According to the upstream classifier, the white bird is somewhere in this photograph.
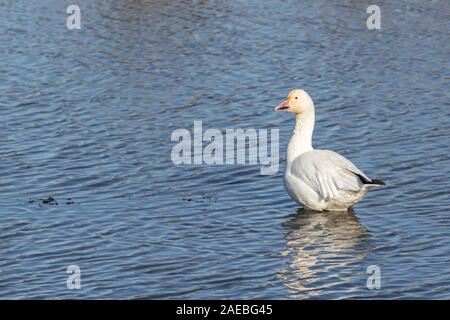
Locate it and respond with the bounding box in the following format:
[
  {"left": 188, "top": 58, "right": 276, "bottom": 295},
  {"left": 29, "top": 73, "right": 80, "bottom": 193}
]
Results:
[{"left": 275, "top": 89, "right": 384, "bottom": 211}]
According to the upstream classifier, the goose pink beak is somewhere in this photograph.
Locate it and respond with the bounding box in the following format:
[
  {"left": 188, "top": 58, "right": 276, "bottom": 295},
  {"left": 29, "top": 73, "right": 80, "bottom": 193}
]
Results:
[{"left": 275, "top": 100, "right": 289, "bottom": 111}]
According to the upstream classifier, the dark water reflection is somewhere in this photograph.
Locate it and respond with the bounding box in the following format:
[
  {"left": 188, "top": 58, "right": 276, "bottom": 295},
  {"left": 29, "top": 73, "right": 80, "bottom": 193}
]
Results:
[{"left": 0, "top": 0, "right": 449, "bottom": 299}]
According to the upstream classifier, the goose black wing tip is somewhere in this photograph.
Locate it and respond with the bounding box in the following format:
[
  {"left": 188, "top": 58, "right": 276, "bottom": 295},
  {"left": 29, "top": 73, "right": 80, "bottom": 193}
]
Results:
[
  {"left": 370, "top": 179, "right": 386, "bottom": 185},
  {"left": 353, "top": 172, "right": 385, "bottom": 185}
]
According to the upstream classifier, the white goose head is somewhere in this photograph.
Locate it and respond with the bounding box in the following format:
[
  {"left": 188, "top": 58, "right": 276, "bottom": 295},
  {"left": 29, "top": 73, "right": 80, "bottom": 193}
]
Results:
[
  {"left": 274, "top": 89, "right": 316, "bottom": 162},
  {"left": 274, "top": 89, "right": 314, "bottom": 115}
]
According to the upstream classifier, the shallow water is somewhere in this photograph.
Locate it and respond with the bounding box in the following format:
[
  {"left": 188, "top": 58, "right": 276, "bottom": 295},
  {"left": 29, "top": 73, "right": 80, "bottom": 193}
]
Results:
[{"left": 0, "top": 0, "right": 449, "bottom": 299}]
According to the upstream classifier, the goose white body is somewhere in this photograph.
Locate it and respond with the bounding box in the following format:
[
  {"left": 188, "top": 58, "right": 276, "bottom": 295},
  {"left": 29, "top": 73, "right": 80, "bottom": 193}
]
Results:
[{"left": 275, "top": 90, "right": 384, "bottom": 212}]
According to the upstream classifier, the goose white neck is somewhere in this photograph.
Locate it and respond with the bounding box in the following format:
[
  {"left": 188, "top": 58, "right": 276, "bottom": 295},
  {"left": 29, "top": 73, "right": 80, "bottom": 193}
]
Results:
[{"left": 286, "top": 111, "right": 315, "bottom": 165}]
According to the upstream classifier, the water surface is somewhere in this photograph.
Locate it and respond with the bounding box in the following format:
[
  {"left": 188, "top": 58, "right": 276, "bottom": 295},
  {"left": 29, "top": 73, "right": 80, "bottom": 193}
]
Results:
[{"left": 0, "top": 0, "right": 449, "bottom": 299}]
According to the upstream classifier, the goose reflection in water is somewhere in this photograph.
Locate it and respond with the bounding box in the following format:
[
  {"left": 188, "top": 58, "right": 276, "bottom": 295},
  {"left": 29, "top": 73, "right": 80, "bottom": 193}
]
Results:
[{"left": 279, "top": 208, "right": 371, "bottom": 299}]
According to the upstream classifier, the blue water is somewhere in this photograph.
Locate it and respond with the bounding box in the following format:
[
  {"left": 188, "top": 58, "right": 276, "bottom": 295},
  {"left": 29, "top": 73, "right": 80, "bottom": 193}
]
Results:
[{"left": 0, "top": 0, "right": 449, "bottom": 299}]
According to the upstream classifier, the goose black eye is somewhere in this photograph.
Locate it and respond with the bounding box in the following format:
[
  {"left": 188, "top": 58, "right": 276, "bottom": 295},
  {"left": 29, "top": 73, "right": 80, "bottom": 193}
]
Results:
[{"left": 295, "top": 97, "right": 298, "bottom": 99}]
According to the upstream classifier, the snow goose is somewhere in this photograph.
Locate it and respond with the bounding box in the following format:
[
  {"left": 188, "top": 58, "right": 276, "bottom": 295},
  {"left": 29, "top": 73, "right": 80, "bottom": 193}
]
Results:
[{"left": 275, "top": 89, "right": 384, "bottom": 211}]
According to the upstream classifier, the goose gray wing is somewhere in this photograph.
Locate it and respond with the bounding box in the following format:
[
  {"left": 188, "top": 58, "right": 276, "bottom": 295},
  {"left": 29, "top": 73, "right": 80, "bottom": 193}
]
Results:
[{"left": 290, "top": 149, "right": 369, "bottom": 200}]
